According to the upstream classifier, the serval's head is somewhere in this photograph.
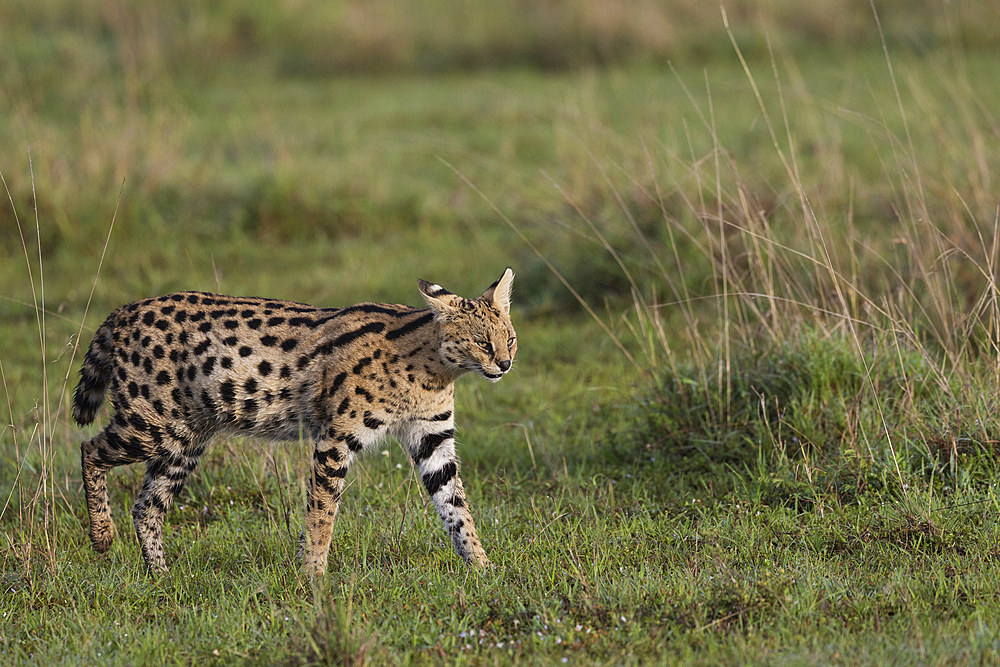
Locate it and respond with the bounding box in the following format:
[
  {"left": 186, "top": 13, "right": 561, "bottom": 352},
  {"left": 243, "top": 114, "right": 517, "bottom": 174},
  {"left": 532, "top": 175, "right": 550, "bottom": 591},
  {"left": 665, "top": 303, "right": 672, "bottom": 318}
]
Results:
[{"left": 419, "top": 268, "right": 517, "bottom": 382}]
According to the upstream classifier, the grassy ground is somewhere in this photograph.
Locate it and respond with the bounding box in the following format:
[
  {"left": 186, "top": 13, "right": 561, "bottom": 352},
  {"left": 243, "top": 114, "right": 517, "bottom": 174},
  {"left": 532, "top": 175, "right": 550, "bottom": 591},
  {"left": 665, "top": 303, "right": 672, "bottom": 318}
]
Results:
[{"left": 4, "top": 3, "right": 1000, "bottom": 665}]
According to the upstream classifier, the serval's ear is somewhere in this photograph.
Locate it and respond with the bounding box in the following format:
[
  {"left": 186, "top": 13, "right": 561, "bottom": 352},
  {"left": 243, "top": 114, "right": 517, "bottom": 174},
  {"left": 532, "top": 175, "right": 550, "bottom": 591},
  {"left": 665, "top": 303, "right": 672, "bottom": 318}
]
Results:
[
  {"left": 481, "top": 267, "right": 514, "bottom": 316},
  {"left": 418, "top": 279, "right": 464, "bottom": 319}
]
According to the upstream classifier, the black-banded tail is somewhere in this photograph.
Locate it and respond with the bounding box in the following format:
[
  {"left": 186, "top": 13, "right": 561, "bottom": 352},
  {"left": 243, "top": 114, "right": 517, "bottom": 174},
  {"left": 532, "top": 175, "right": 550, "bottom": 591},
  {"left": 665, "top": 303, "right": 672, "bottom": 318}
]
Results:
[{"left": 73, "top": 321, "right": 116, "bottom": 425}]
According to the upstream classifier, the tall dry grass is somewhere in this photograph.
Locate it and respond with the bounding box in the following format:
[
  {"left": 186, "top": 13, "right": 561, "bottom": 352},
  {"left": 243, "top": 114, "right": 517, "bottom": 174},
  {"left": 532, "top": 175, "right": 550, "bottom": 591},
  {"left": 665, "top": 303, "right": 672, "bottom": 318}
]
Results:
[
  {"left": 512, "top": 8, "right": 1000, "bottom": 503},
  {"left": 0, "top": 163, "right": 120, "bottom": 579}
]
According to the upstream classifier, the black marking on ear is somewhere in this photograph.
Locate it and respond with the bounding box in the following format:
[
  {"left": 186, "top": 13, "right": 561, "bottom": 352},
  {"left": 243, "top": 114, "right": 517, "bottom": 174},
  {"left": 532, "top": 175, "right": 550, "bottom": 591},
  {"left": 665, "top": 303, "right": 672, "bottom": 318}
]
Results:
[{"left": 427, "top": 285, "right": 451, "bottom": 297}]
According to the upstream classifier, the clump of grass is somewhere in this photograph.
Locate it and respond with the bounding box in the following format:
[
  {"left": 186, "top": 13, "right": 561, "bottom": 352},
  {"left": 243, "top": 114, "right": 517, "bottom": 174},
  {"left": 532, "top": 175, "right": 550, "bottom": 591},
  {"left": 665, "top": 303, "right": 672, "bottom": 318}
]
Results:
[
  {"left": 628, "top": 328, "right": 998, "bottom": 509},
  {"left": 289, "top": 580, "right": 379, "bottom": 667}
]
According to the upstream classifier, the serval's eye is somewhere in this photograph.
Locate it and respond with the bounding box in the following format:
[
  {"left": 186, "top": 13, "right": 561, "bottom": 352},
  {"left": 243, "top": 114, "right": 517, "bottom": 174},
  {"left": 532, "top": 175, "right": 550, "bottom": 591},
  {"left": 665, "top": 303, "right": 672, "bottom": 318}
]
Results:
[
  {"left": 478, "top": 341, "right": 493, "bottom": 356},
  {"left": 507, "top": 337, "right": 515, "bottom": 349}
]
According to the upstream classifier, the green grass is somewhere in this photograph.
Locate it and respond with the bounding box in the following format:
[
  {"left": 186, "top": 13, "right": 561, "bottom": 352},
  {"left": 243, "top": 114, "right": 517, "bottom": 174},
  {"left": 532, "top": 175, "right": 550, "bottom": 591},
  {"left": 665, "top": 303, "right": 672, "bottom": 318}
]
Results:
[{"left": 5, "top": 2, "right": 1000, "bottom": 665}]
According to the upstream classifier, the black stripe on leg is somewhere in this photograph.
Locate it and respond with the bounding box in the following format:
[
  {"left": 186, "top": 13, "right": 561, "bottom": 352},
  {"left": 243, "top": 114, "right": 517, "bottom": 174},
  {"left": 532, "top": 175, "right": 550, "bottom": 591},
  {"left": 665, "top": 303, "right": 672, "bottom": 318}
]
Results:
[
  {"left": 416, "top": 428, "right": 454, "bottom": 462},
  {"left": 363, "top": 412, "right": 384, "bottom": 429},
  {"left": 325, "top": 466, "right": 348, "bottom": 479},
  {"left": 314, "top": 447, "right": 342, "bottom": 466},
  {"left": 345, "top": 434, "right": 364, "bottom": 452},
  {"left": 316, "top": 470, "right": 346, "bottom": 493},
  {"left": 421, "top": 461, "right": 456, "bottom": 496},
  {"left": 146, "top": 494, "right": 169, "bottom": 514},
  {"left": 105, "top": 429, "right": 148, "bottom": 461}
]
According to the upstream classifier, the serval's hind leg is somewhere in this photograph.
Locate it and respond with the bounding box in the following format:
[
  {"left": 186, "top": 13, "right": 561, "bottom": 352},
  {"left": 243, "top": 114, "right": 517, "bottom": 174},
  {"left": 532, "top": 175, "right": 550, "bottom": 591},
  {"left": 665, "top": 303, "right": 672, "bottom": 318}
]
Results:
[
  {"left": 301, "top": 438, "right": 354, "bottom": 576},
  {"left": 80, "top": 422, "right": 152, "bottom": 554},
  {"left": 132, "top": 438, "right": 205, "bottom": 574}
]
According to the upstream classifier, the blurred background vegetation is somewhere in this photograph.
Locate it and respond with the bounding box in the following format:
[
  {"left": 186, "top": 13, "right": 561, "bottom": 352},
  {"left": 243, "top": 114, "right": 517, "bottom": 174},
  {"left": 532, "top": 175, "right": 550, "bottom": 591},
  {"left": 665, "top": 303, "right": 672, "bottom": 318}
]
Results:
[{"left": 2, "top": 0, "right": 996, "bottom": 289}]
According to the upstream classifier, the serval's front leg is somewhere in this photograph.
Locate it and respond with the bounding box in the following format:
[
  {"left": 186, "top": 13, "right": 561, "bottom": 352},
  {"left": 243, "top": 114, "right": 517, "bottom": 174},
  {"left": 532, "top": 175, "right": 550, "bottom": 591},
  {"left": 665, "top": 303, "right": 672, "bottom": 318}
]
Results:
[{"left": 403, "top": 414, "right": 489, "bottom": 567}]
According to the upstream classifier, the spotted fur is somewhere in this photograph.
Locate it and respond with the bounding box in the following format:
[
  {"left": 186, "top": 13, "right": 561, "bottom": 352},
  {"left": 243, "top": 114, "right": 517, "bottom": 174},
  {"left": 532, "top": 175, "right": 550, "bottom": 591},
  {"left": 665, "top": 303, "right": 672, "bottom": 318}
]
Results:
[{"left": 74, "top": 268, "right": 517, "bottom": 575}]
